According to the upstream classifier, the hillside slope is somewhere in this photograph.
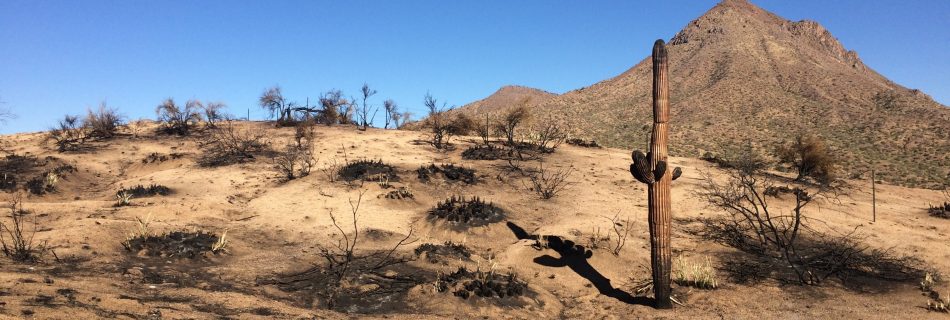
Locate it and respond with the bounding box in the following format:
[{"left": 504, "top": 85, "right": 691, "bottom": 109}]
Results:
[{"left": 452, "top": 0, "right": 950, "bottom": 188}]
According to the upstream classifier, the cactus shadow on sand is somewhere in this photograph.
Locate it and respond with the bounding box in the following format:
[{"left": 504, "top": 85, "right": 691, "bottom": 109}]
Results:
[{"left": 506, "top": 222, "right": 652, "bottom": 306}]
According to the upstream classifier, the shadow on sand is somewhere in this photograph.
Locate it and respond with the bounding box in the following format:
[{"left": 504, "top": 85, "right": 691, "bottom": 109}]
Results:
[{"left": 506, "top": 222, "right": 652, "bottom": 306}]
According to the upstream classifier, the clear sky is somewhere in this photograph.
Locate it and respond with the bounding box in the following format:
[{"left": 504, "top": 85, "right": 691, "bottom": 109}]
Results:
[{"left": 1, "top": 0, "right": 947, "bottom": 134}]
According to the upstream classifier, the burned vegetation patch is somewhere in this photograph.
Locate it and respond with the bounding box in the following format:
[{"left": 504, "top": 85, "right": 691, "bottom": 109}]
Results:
[
  {"left": 461, "top": 145, "right": 509, "bottom": 161},
  {"left": 117, "top": 184, "right": 172, "bottom": 198},
  {"left": 141, "top": 152, "right": 186, "bottom": 164},
  {"left": 417, "top": 164, "right": 476, "bottom": 184},
  {"left": 565, "top": 138, "right": 601, "bottom": 148},
  {"left": 428, "top": 196, "right": 505, "bottom": 227},
  {"left": 338, "top": 159, "right": 400, "bottom": 182},
  {"left": 383, "top": 187, "right": 414, "bottom": 200},
  {"left": 436, "top": 266, "right": 529, "bottom": 300},
  {"left": 414, "top": 241, "right": 472, "bottom": 264},
  {"left": 930, "top": 202, "right": 950, "bottom": 219},
  {"left": 122, "top": 231, "right": 224, "bottom": 259},
  {"left": 24, "top": 164, "right": 76, "bottom": 195}
]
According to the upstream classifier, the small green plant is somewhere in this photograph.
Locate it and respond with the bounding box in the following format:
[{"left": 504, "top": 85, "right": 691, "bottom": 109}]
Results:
[{"left": 673, "top": 256, "right": 719, "bottom": 289}]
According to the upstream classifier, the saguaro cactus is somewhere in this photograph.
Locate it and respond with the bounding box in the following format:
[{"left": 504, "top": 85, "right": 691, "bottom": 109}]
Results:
[{"left": 630, "top": 39, "right": 681, "bottom": 309}]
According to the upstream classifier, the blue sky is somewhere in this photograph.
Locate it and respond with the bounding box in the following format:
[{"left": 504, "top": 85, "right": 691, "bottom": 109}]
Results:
[{"left": 1, "top": 0, "right": 947, "bottom": 134}]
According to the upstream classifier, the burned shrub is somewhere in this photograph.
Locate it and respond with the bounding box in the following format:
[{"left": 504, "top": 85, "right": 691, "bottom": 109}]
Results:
[
  {"left": 141, "top": 152, "right": 186, "bottom": 164},
  {"left": 414, "top": 241, "right": 471, "bottom": 264},
  {"left": 763, "top": 185, "right": 794, "bottom": 197},
  {"left": 416, "top": 164, "right": 476, "bottom": 184},
  {"left": 46, "top": 115, "right": 89, "bottom": 152},
  {"left": 273, "top": 123, "right": 317, "bottom": 180},
  {"left": 428, "top": 196, "right": 505, "bottom": 226},
  {"left": 525, "top": 162, "right": 574, "bottom": 200},
  {"left": 197, "top": 121, "right": 269, "bottom": 167},
  {"left": 155, "top": 98, "right": 203, "bottom": 136},
  {"left": 930, "top": 202, "right": 950, "bottom": 219},
  {"left": 338, "top": 159, "right": 399, "bottom": 182},
  {"left": 122, "top": 215, "right": 226, "bottom": 259},
  {"left": 436, "top": 266, "right": 528, "bottom": 300},
  {"left": 123, "top": 231, "right": 224, "bottom": 259},
  {"left": 84, "top": 103, "right": 123, "bottom": 139},
  {"left": 566, "top": 138, "right": 601, "bottom": 148},
  {"left": 24, "top": 165, "right": 75, "bottom": 195},
  {"left": 1, "top": 195, "right": 45, "bottom": 262},
  {"left": 383, "top": 187, "right": 414, "bottom": 200},
  {"left": 775, "top": 134, "right": 837, "bottom": 183},
  {"left": 461, "top": 144, "right": 508, "bottom": 161},
  {"left": 116, "top": 184, "right": 171, "bottom": 198},
  {"left": 0, "top": 154, "right": 39, "bottom": 191}
]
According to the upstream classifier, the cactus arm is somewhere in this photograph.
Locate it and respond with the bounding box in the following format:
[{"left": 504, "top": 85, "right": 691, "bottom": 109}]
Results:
[
  {"left": 631, "top": 150, "right": 655, "bottom": 184},
  {"left": 671, "top": 167, "right": 683, "bottom": 181}
]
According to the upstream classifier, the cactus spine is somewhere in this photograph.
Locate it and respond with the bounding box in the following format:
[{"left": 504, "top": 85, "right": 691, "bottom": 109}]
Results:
[{"left": 630, "top": 39, "right": 679, "bottom": 309}]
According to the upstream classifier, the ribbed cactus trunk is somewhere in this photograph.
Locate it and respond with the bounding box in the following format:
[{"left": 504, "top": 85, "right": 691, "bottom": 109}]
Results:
[{"left": 630, "top": 39, "right": 677, "bottom": 309}]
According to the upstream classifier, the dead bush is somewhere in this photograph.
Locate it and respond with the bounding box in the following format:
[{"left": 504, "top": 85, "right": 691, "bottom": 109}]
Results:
[
  {"left": 525, "top": 162, "right": 574, "bottom": 200},
  {"left": 265, "top": 190, "right": 418, "bottom": 311},
  {"left": 697, "top": 146, "right": 926, "bottom": 286},
  {"left": 929, "top": 202, "right": 950, "bottom": 219},
  {"left": 155, "top": 98, "right": 203, "bottom": 135},
  {"left": 84, "top": 103, "right": 123, "bottom": 139},
  {"left": 197, "top": 120, "right": 269, "bottom": 167},
  {"left": 116, "top": 184, "right": 171, "bottom": 198},
  {"left": 776, "top": 134, "right": 837, "bottom": 183},
  {"left": 24, "top": 165, "right": 74, "bottom": 195},
  {"left": 46, "top": 115, "right": 89, "bottom": 152},
  {"left": 1, "top": 194, "right": 45, "bottom": 262},
  {"left": 461, "top": 144, "right": 508, "bottom": 161},
  {"left": 526, "top": 122, "right": 566, "bottom": 152},
  {"left": 273, "top": 122, "right": 317, "bottom": 180},
  {"left": 422, "top": 93, "right": 471, "bottom": 149}
]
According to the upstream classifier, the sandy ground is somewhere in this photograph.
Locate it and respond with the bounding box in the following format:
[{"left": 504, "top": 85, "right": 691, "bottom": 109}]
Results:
[{"left": 0, "top": 121, "right": 946, "bottom": 319}]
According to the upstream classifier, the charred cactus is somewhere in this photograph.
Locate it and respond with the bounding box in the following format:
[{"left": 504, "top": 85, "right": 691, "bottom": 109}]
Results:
[{"left": 629, "top": 39, "right": 680, "bottom": 309}]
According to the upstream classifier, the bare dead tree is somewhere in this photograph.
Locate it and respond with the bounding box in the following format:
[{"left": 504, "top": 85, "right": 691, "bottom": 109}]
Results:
[
  {"left": 356, "top": 83, "right": 378, "bottom": 131},
  {"left": 383, "top": 99, "right": 397, "bottom": 129},
  {"left": 497, "top": 99, "right": 531, "bottom": 146},
  {"left": 260, "top": 86, "right": 291, "bottom": 123},
  {"left": 203, "top": 102, "right": 227, "bottom": 128}
]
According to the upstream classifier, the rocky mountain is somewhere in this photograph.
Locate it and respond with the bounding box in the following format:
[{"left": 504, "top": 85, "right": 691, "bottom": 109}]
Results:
[{"left": 451, "top": 0, "right": 950, "bottom": 188}]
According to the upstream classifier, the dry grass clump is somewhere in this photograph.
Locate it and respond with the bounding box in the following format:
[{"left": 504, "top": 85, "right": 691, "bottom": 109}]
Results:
[
  {"left": 436, "top": 266, "right": 528, "bottom": 300},
  {"left": 673, "top": 256, "right": 719, "bottom": 289}
]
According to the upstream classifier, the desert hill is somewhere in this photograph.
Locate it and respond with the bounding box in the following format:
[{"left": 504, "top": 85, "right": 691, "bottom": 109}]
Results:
[
  {"left": 447, "top": 0, "right": 950, "bottom": 188},
  {"left": 453, "top": 85, "right": 556, "bottom": 116},
  {"left": 0, "top": 122, "right": 946, "bottom": 318}
]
